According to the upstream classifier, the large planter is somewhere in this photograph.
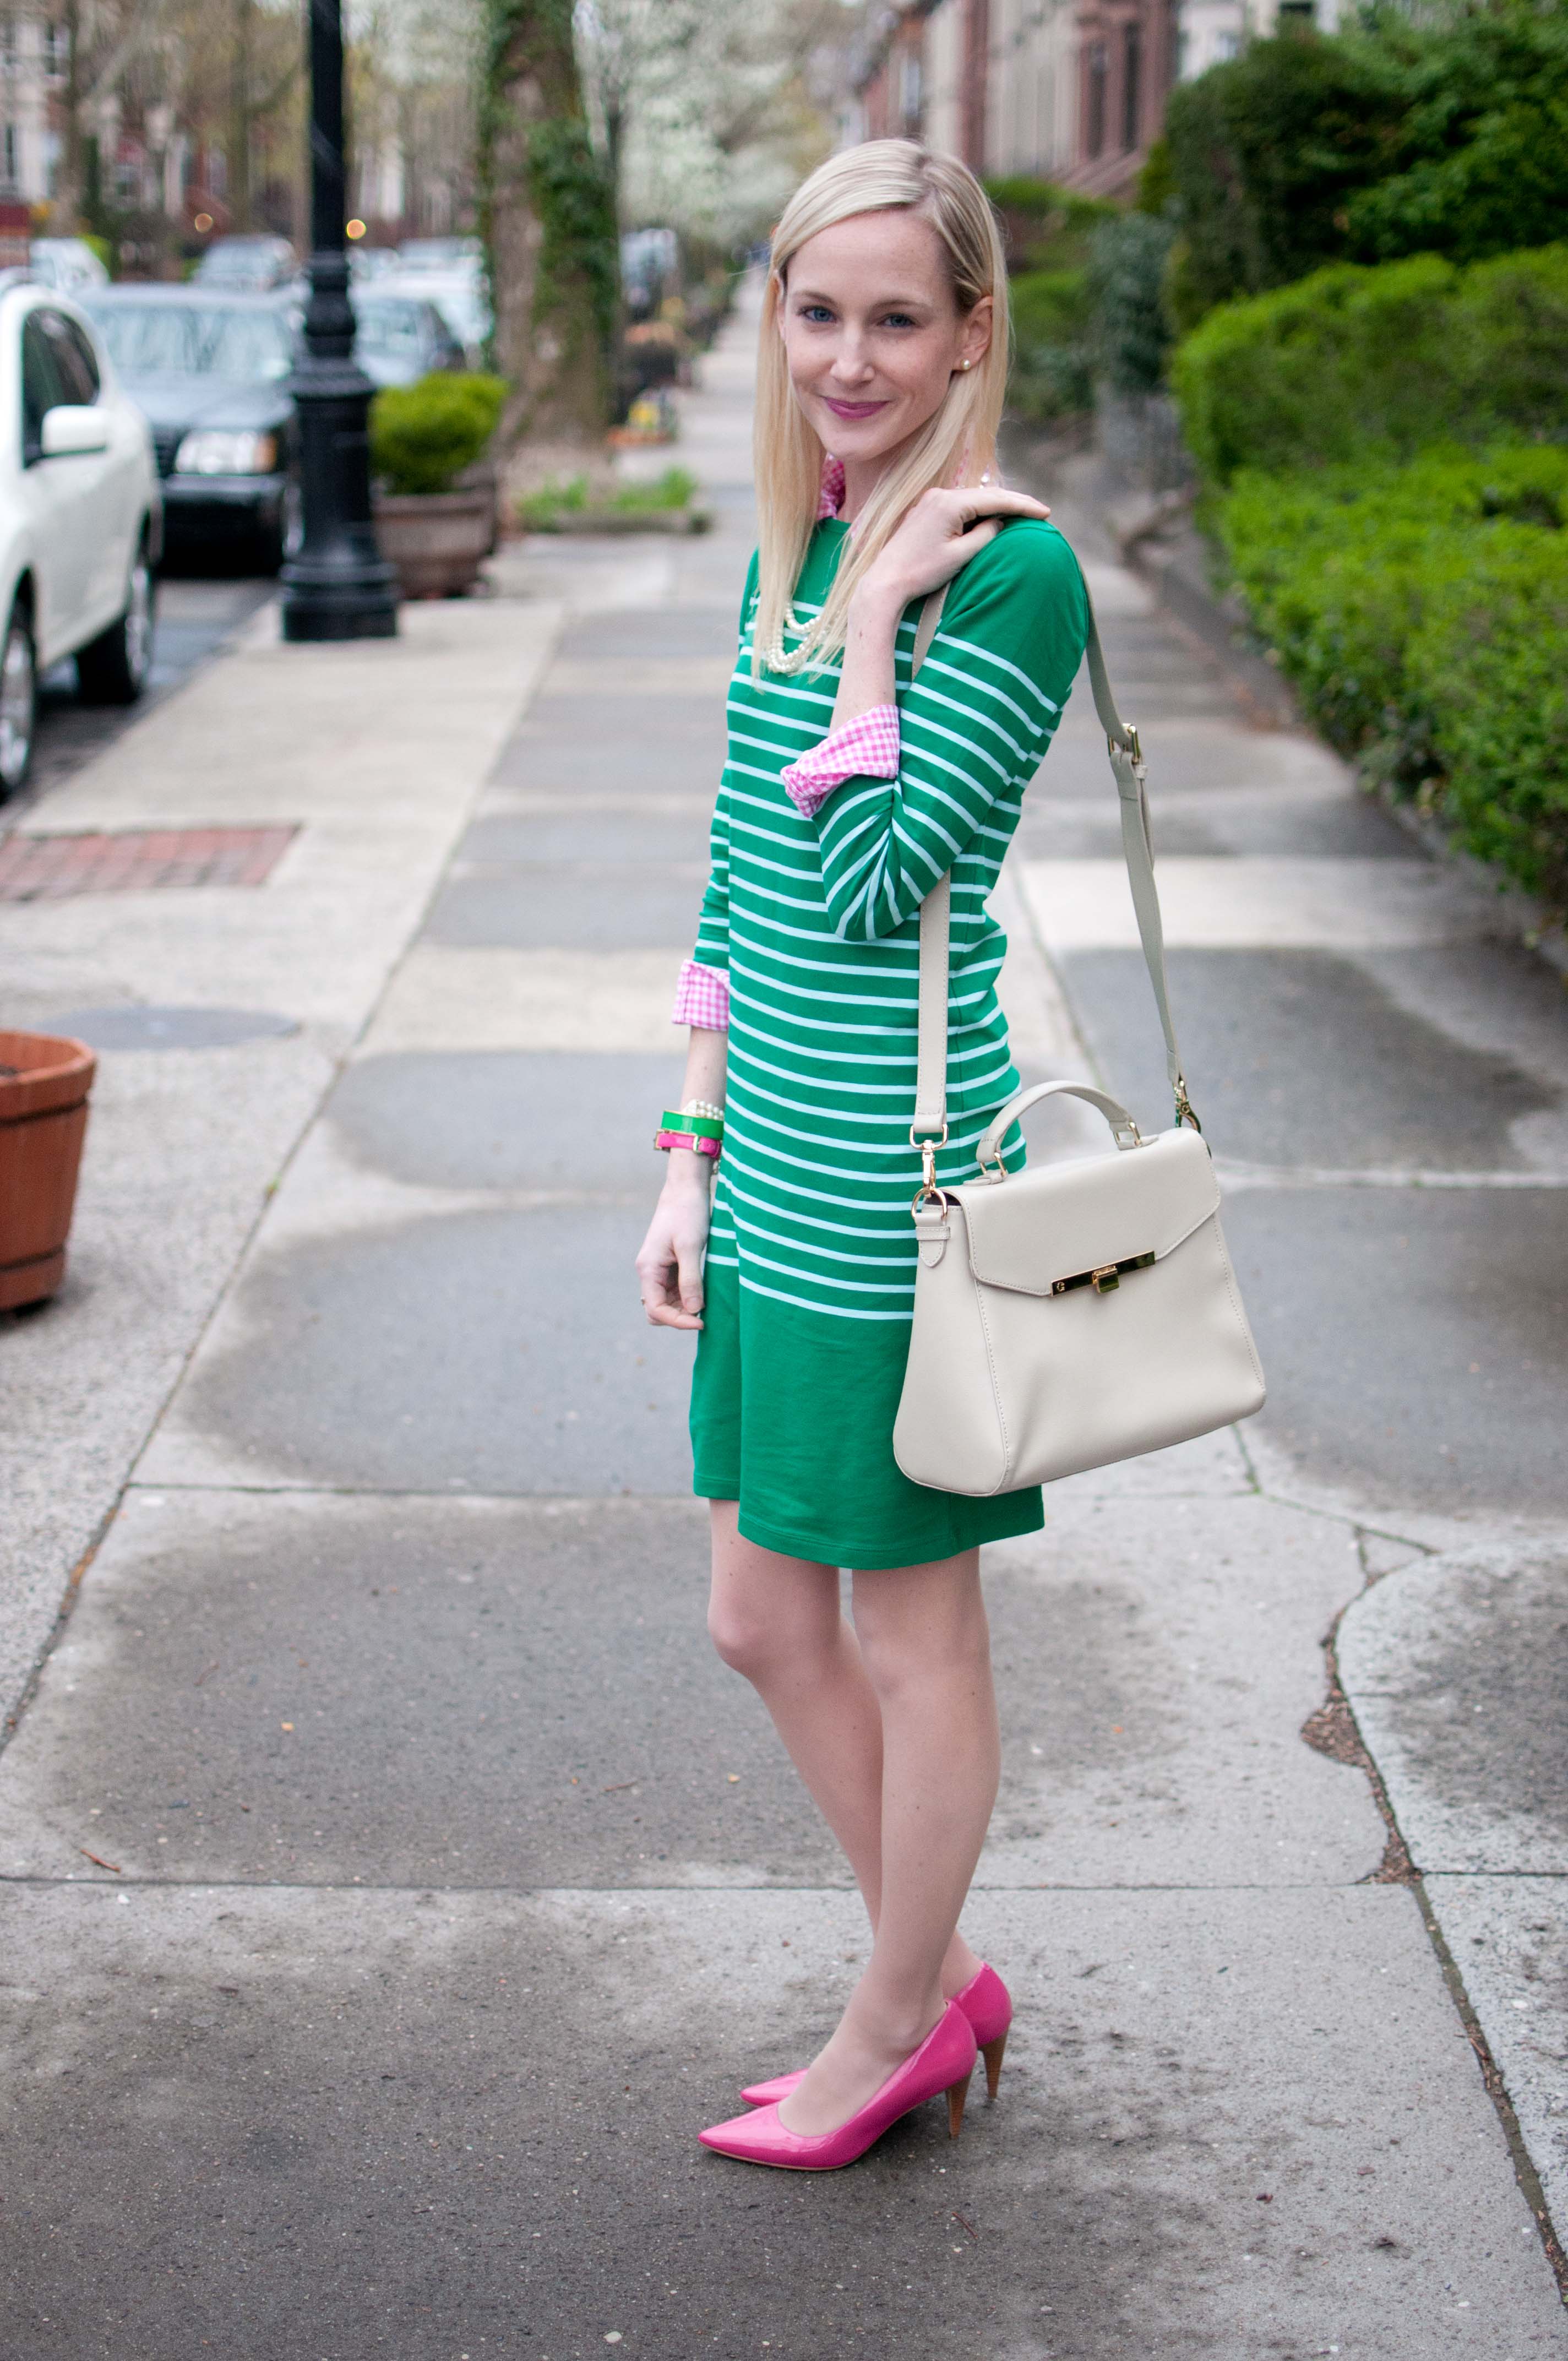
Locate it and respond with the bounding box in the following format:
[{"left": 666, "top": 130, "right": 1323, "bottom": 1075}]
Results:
[
  {"left": 372, "top": 466, "right": 498, "bottom": 600},
  {"left": 0, "top": 1030, "right": 96, "bottom": 1310}
]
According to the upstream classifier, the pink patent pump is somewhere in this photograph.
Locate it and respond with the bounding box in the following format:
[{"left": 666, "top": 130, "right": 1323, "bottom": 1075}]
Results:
[
  {"left": 699, "top": 1999, "right": 977, "bottom": 2173},
  {"left": 739, "top": 1961, "right": 1012, "bottom": 2109}
]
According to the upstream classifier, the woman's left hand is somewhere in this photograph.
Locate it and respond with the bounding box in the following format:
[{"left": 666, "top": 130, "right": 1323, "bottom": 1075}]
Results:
[{"left": 859, "top": 485, "right": 1052, "bottom": 611}]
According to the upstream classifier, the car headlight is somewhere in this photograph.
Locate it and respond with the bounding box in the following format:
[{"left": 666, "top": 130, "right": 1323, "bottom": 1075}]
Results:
[{"left": 173, "top": 429, "right": 279, "bottom": 476}]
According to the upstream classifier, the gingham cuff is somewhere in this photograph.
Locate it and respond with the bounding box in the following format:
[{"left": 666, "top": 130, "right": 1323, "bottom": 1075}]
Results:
[
  {"left": 816, "top": 454, "right": 846, "bottom": 519},
  {"left": 780, "top": 704, "right": 901, "bottom": 819},
  {"left": 672, "top": 959, "right": 731, "bottom": 1031}
]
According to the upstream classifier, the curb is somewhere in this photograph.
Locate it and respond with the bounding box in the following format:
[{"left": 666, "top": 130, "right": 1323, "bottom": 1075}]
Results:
[{"left": 1337, "top": 1538, "right": 1568, "bottom": 2280}]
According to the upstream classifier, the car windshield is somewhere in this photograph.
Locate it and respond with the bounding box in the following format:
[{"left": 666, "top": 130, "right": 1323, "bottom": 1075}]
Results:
[
  {"left": 85, "top": 302, "right": 293, "bottom": 381},
  {"left": 353, "top": 299, "right": 426, "bottom": 358}
]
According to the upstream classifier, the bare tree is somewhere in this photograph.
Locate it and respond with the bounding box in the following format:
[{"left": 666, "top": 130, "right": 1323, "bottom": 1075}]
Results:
[{"left": 50, "top": 0, "right": 164, "bottom": 229}]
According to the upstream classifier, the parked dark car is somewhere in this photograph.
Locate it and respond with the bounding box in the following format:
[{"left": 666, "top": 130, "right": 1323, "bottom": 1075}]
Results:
[
  {"left": 350, "top": 290, "right": 465, "bottom": 388},
  {"left": 81, "top": 287, "right": 297, "bottom": 570}
]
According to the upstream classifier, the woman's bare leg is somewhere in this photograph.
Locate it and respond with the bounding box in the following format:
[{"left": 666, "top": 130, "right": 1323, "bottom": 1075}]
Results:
[
  {"left": 706, "top": 1504, "right": 987, "bottom": 1998},
  {"left": 775, "top": 1546, "right": 1000, "bottom": 2136},
  {"left": 706, "top": 1503, "right": 884, "bottom": 1902}
]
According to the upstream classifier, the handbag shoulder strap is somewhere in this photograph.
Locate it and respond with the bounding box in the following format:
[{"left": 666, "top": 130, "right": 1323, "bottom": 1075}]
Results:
[{"left": 909, "top": 577, "right": 1198, "bottom": 1143}]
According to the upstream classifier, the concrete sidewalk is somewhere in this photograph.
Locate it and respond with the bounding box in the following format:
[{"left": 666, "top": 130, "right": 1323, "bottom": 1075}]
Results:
[{"left": 1, "top": 285, "right": 1564, "bottom": 2357}]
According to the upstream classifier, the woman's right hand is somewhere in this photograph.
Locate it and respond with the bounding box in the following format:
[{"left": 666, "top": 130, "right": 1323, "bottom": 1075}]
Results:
[
  {"left": 859, "top": 483, "right": 1051, "bottom": 610},
  {"left": 635, "top": 1158, "right": 712, "bottom": 1329}
]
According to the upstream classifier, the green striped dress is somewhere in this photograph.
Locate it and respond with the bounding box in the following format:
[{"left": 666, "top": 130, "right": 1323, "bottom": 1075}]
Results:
[{"left": 688, "top": 515, "right": 1090, "bottom": 1568}]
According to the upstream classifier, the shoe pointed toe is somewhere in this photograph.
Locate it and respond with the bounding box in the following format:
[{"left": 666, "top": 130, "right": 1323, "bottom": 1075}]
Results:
[
  {"left": 705, "top": 2002, "right": 977, "bottom": 2173},
  {"left": 740, "top": 2068, "right": 807, "bottom": 2107}
]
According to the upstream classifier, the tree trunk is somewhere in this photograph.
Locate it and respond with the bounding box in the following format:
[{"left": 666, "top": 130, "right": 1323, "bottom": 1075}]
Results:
[
  {"left": 477, "top": 0, "right": 618, "bottom": 455},
  {"left": 57, "top": 0, "right": 86, "bottom": 229},
  {"left": 230, "top": 0, "right": 254, "bottom": 232}
]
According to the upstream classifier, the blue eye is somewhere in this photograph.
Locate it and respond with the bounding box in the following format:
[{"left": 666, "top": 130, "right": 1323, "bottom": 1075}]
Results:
[
  {"left": 799, "top": 304, "right": 834, "bottom": 324},
  {"left": 881, "top": 312, "right": 917, "bottom": 330}
]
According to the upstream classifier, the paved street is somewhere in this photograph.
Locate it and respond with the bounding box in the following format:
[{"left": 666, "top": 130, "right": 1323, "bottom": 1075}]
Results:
[{"left": 2, "top": 286, "right": 1565, "bottom": 2357}]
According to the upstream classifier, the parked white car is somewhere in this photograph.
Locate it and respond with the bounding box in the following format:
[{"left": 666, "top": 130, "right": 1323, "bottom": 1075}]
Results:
[{"left": 0, "top": 283, "right": 161, "bottom": 794}]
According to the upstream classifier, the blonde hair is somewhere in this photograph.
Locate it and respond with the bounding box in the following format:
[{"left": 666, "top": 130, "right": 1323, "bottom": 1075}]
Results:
[{"left": 753, "top": 139, "right": 1010, "bottom": 678}]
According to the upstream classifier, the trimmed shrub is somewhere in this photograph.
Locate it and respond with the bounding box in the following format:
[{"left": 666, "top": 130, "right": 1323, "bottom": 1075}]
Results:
[
  {"left": 1172, "top": 246, "right": 1568, "bottom": 486},
  {"left": 983, "top": 178, "right": 1115, "bottom": 274},
  {"left": 1163, "top": 30, "right": 1401, "bottom": 330},
  {"left": 1007, "top": 265, "right": 1094, "bottom": 421},
  {"left": 1217, "top": 445, "right": 1568, "bottom": 902},
  {"left": 1344, "top": 6, "right": 1568, "bottom": 268},
  {"left": 1086, "top": 214, "right": 1177, "bottom": 397},
  {"left": 1409, "top": 539, "right": 1568, "bottom": 905},
  {"left": 369, "top": 372, "right": 508, "bottom": 497},
  {"left": 1163, "top": 6, "right": 1568, "bottom": 326}
]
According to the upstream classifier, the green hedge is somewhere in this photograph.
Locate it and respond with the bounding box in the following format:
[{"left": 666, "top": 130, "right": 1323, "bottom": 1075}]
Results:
[
  {"left": 369, "top": 372, "right": 508, "bottom": 497},
  {"left": 1218, "top": 445, "right": 1568, "bottom": 905},
  {"left": 1162, "top": 6, "right": 1568, "bottom": 326},
  {"left": 1173, "top": 246, "right": 1568, "bottom": 486},
  {"left": 1007, "top": 266, "right": 1093, "bottom": 420}
]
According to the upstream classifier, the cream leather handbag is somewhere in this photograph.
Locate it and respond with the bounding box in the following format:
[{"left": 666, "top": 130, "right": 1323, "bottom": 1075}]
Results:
[{"left": 891, "top": 587, "right": 1266, "bottom": 1496}]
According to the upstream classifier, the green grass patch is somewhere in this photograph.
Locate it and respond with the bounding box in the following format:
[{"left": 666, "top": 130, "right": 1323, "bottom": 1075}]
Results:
[{"left": 516, "top": 465, "right": 700, "bottom": 529}]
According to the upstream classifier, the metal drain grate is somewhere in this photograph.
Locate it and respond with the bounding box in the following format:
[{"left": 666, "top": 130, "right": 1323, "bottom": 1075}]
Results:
[{"left": 0, "top": 826, "right": 299, "bottom": 901}]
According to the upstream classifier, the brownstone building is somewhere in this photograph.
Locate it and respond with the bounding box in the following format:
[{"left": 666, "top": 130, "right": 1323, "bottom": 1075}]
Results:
[{"left": 851, "top": 0, "right": 1183, "bottom": 196}]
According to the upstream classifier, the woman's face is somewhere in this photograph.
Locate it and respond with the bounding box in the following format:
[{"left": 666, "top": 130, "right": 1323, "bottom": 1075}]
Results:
[{"left": 776, "top": 208, "right": 991, "bottom": 474}]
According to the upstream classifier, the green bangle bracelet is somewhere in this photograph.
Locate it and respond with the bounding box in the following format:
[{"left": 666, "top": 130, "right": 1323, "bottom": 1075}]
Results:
[{"left": 660, "top": 1108, "right": 723, "bottom": 1141}]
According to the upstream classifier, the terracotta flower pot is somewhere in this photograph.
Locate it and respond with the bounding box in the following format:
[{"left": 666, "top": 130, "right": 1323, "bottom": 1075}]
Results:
[
  {"left": 0, "top": 1030, "right": 96, "bottom": 1310},
  {"left": 372, "top": 467, "right": 498, "bottom": 599}
]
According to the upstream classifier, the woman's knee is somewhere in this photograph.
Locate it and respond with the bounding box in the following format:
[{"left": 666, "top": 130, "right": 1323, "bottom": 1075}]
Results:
[
  {"left": 707, "top": 1591, "right": 831, "bottom": 1684},
  {"left": 853, "top": 1568, "right": 990, "bottom": 1705}
]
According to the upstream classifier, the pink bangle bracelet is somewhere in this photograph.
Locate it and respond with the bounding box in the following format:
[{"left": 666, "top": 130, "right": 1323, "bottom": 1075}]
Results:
[{"left": 655, "top": 1129, "right": 722, "bottom": 1157}]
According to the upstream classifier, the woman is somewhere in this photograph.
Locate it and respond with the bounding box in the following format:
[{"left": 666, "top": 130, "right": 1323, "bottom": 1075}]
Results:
[{"left": 635, "top": 139, "right": 1090, "bottom": 2170}]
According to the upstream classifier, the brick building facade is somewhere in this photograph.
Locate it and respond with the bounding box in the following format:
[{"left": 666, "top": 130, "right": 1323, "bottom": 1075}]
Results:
[{"left": 851, "top": 0, "right": 1337, "bottom": 193}]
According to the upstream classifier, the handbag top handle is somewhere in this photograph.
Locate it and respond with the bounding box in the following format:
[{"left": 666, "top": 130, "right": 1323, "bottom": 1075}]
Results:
[{"left": 906, "top": 568, "right": 1199, "bottom": 1145}]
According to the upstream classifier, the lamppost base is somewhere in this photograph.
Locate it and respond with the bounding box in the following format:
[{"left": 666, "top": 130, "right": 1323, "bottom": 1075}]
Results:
[{"left": 279, "top": 561, "right": 400, "bottom": 643}]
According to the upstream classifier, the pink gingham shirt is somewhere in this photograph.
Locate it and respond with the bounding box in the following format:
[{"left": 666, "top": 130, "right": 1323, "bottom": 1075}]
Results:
[{"left": 672, "top": 453, "right": 902, "bottom": 1033}]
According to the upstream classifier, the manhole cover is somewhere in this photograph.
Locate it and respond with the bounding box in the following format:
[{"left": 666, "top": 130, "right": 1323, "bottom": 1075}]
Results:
[{"left": 48, "top": 1006, "right": 300, "bottom": 1051}]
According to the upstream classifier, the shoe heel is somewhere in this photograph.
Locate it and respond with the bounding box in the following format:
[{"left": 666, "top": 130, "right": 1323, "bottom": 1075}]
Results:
[
  {"left": 980, "top": 2028, "right": 1008, "bottom": 2100},
  {"left": 946, "top": 2068, "right": 973, "bottom": 2140}
]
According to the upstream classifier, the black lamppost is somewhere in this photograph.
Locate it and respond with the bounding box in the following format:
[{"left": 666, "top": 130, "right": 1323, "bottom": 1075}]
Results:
[{"left": 280, "top": 0, "right": 398, "bottom": 641}]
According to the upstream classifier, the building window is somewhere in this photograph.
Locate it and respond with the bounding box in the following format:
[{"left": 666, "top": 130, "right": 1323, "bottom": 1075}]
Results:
[
  {"left": 1086, "top": 42, "right": 1108, "bottom": 159},
  {"left": 1122, "top": 21, "right": 1142, "bottom": 150},
  {"left": 2, "top": 123, "right": 15, "bottom": 189},
  {"left": 899, "top": 47, "right": 923, "bottom": 135},
  {"left": 1215, "top": 29, "right": 1240, "bottom": 59},
  {"left": 1277, "top": 1, "right": 1314, "bottom": 18}
]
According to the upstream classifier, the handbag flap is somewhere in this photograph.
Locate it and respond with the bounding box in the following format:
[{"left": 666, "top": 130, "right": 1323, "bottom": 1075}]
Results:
[{"left": 955, "top": 1127, "right": 1219, "bottom": 1296}]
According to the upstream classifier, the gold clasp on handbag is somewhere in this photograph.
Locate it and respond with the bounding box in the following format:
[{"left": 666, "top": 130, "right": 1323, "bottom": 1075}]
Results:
[
  {"left": 911, "top": 1126, "right": 948, "bottom": 1212},
  {"left": 1052, "top": 1250, "right": 1156, "bottom": 1298},
  {"left": 1110, "top": 723, "right": 1142, "bottom": 765}
]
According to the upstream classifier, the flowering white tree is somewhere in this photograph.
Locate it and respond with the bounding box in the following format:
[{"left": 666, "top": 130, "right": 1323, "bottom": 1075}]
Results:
[{"left": 575, "top": 0, "right": 855, "bottom": 246}]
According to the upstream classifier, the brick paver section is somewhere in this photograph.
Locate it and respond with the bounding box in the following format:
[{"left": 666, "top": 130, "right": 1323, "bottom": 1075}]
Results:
[{"left": 0, "top": 825, "right": 298, "bottom": 900}]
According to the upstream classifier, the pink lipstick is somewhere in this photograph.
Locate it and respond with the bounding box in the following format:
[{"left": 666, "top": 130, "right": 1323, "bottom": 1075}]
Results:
[{"left": 822, "top": 398, "right": 888, "bottom": 420}]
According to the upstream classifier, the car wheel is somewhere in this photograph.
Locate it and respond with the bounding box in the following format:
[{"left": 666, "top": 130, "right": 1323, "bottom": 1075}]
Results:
[
  {"left": 0, "top": 599, "right": 37, "bottom": 797},
  {"left": 75, "top": 542, "right": 156, "bottom": 705}
]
